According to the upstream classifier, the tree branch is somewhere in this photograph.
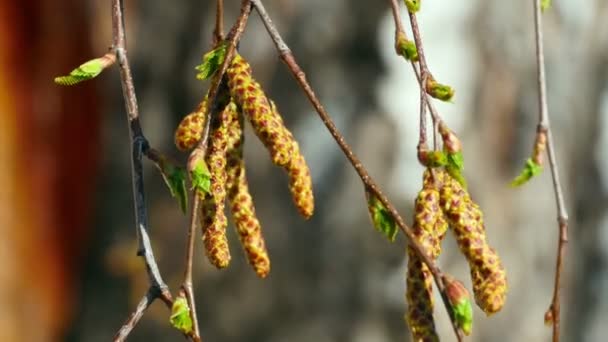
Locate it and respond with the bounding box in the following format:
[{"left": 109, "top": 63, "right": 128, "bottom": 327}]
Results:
[
  {"left": 532, "top": 1, "right": 569, "bottom": 341},
  {"left": 250, "top": 1, "right": 462, "bottom": 340},
  {"left": 111, "top": 0, "right": 173, "bottom": 337},
  {"left": 388, "top": 0, "right": 443, "bottom": 149},
  {"left": 213, "top": 0, "right": 225, "bottom": 44},
  {"left": 180, "top": 195, "right": 202, "bottom": 341}
]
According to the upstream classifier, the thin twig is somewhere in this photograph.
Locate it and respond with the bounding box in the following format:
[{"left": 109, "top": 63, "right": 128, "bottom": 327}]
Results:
[
  {"left": 111, "top": 0, "right": 174, "bottom": 337},
  {"left": 213, "top": 0, "right": 225, "bottom": 44},
  {"left": 196, "top": 0, "right": 252, "bottom": 154},
  {"left": 532, "top": 1, "right": 569, "bottom": 341},
  {"left": 250, "top": 1, "right": 462, "bottom": 340},
  {"left": 388, "top": 0, "right": 442, "bottom": 149},
  {"left": 180, "top": 193, "right": 203, "bottom": 341},
  {"left": 113, "top": 288, "right": 156, "bottom": 342}
]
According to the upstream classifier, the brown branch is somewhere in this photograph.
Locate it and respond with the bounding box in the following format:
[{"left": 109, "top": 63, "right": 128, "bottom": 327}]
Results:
[
  {"left": 213, "top": 0, "right": 225, "bottom": 44},
  {"left": 113, "top": 287, "right": 172, "bottom": 342},
  {"left": 532, "top": 1, "right": 569, "bottom": 341},
  {"left": 180, "top": 194, "right": 203, "bottom": 342},
  {"left": 250, "top": 1, "right": 462, "bottom": 340},
  {"left": 196, "top": 0, "right": 252, "bottom": 154},
  {"left": 111, "top": 0, "right": 174, "bottom": 338},
  {"left": 388, "top": 0, "right": 443, "bottom": 149}
]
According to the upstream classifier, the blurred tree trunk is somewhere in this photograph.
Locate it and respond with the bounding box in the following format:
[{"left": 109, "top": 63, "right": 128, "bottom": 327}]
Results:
[{"left": 0, "top": 1, "right": 100, "bottom": 340}]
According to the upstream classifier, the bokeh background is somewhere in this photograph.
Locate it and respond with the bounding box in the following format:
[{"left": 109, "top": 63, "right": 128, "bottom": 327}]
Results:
[{"left": 1, "top": 0, "right": 608, "bottom": 341}]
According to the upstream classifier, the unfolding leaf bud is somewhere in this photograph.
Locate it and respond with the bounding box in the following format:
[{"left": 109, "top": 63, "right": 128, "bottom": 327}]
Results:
[
  {"left": 444, "top": 275, "right": 473, "bottom": 336},
  {"left": 426, "top": 77, "right": 455, "bottom": 102},
  {"left": 438, "top": 122, "right": 462, "bottom": 155},
  {"left": 544, "top": 308, "right": 554, "bottom": 326},
  {"left": 417, "top": 144, "right": 448, "bottom": 168},
  {"left": 532, "top": 129, "right": 547, "bottom": 166},
  {"left": 404, "top": 0, "right": 421, "bottom": 13},
  {"left": 396, "top": 32, "right": 419, "bottom": 62}
]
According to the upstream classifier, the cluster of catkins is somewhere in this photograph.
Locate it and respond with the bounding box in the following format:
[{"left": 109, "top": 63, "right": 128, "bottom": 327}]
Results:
[
  {"left": 174, "top": 53, "right": 314, "bottom": 278},
  {"left": 405, "top": 127, "right": 507, "bottom": 341}
]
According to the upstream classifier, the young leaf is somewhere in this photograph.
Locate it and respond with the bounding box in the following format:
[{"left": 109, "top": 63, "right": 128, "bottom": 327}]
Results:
[
  {"left": 446, "top": 152, "right": 467, "bottom": 188},
  {"left": 195, "top": 43, "right": 228, "bottom": 80},
  {"left": 510, "top": 158, "right": 543, "bottom": 187},
  {"left": 445, "top": 276, "right": 473, "bottom": 336},
  {"left": 170, "top": 296, "right": 193, "bottom": 335},
  {"left": 54, "top": 58, "right": 105, "bottom": 86},
  {"left": 541, "top": 0, "right": 552, "bottom": 12},
  {"left": 426, "top": 78, "right": 455, "bottom": 102},
  {"left": 396, "top": 34, "right": 419, "bottom": 62},
  {"left": 366, "top": 191, "right": 398, "bottom": 242},
  {"left": 423, "top": 150, "right": 448, "bottom": 168},
  {"left": 190, "top": 159, "right": 211, "bottom": 195},
  {"left": 404, "top": 0, "right": 421, "bottom": 13},
  {"left": 160, "top": 164, "right": 188, "bottom": 213}
]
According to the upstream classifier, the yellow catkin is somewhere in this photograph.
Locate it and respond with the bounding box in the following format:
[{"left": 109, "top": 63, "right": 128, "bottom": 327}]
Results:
[
  {"left": 174, "top": 89, "right": 231, "bottom": 151},
  {"left": 174, "top": 99, "right": 206, "bottom": 151},
  {"left": 283, "top": 135, "right": 314, "bottom": 219},
  {"left": 226, "top": 54, "right": 296, "bottom": 167},
  {"left": 225, "top": 107, "right": 271, "bottom": 278},
  {"left": 200, "top": 102, "right": 234, "bottom": 269},
  {"left": 439, "top": 171, "right": 507, "bottom": 315},
  {"left": 405, "top": 171, "right": 447, "bottom": 342}
]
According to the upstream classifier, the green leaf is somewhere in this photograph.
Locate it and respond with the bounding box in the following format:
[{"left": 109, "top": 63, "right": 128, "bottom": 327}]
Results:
[
  {"left": 404, "top": 0, "right": 421, "bottom": 13},
  {"left": 170, "top": 297, "right": 193, "bottom": 335},
  {"left": 448, "top": 151, "right": 464, "bottom": 170},
  {"left": 445, "top": 276, "right": 473, "bottom": 336},
  {"left": 541, "top": 0, "right": 552, "bottom": 12},
  {"left": 195, "top": 43, "right": 228, "bottom": 80},
  {"left": 453, "top": 297, "right": 473, "bottom": 335},
  {"left": 160, "top": 164, "right": 188, "bottom": 213},
  {"left": 366, "top": 192, "right": 398, "bottom": 242},
  {"left": 54, "top": 58, "right": 105, "bottom": 86},
  {"left": 446, "top": 152, "right": 466, "bottom": 187},
  {"left": 190, "top": 160, "right": 211, "bottom": 195},
  {"left": 510, "top": 158, "right": 543, "bottom": 187}
]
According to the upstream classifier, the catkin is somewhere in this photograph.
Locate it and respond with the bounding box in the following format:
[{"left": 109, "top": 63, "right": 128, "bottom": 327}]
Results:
[
  {"left": 200, "top": 102, "right": 234, "bottom": 269},
  {"left": 225, "top": 106, "right": 271, "bottom": 278},
  {"left": 175, "top": 100, "right": 206, "bottom": 151},
  {"left": 226, "top": 53, "right": 296, "bottom": 167},
  {"left": 405, "top": 171, "right": 447, "bottom": 342},
  {"left": 439, "top": 171, "right": 507, "bottom": 315}
]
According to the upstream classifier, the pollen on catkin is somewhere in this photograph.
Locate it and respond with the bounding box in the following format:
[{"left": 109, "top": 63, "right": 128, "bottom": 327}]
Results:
[
  {"left": 405, "top": 171, "right": 447, "bottom": 342},
  {"left": 225, "top": 107, "right": 271, "bottom": 278},
  {"left": 226, "top": 53, "right": 296, "bottom": 167},
  {"left": 200, "top": 102, "right": 234, "bottom": 269},
  {"left": 439, "top": 171, "right": 507, "bottom": 315},
  {"left": 175, "top": 100, "right": 206, "bottom": 151},
  {"left": 285, "top": 140, "right": 314, "bottom": 219}
]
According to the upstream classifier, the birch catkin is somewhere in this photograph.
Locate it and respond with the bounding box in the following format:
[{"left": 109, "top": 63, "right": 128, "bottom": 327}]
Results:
[
  {"left": 405, "top": 171, "right": 447, "bottom": 342},
  {"left": 200, "top": 102, "right": 234, "bottom": 269},
  {"left": 225, "top": 107, "right": 271, "bottom": 278},
  {"left": 439, "top": 172, "right": 507, "bottom": 315},
  {"left": 226, "top": 54, "right": 296, "bottom": 167}
]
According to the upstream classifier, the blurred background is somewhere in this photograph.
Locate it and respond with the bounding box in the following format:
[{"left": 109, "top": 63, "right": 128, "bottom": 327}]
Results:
[{"left": 1, "top": 0, "right": 607, "bottom": 341}]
